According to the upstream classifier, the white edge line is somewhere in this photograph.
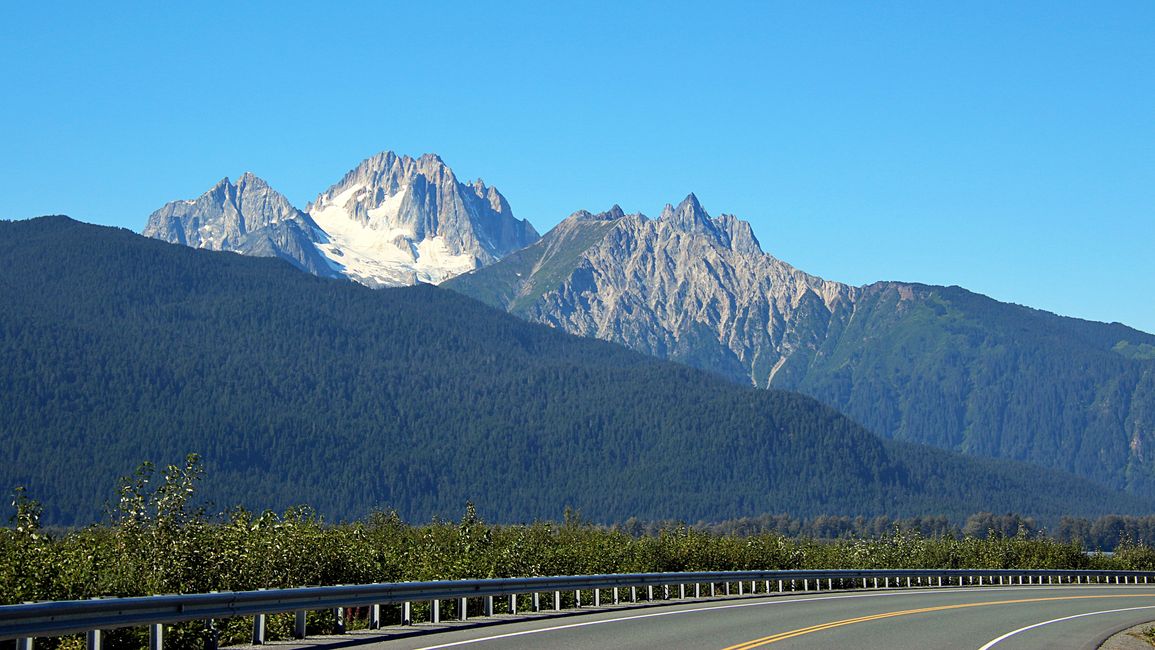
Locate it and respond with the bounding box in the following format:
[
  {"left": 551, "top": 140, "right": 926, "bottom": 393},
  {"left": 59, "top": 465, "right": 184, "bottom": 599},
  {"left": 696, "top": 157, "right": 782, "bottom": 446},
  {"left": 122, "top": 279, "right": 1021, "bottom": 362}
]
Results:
[
  {"left": 410, "top": 585, "right": 1100, "bottom": 650},
  {"left": 977, "top": 604, "right": 1155, "bottom": 650}
]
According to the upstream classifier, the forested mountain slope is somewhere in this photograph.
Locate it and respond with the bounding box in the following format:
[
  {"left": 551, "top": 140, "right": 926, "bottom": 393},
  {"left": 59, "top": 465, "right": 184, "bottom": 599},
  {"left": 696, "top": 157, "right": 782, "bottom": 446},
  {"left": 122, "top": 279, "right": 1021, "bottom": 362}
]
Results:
[
  {"left": 1, "top": 216, "right": 1146, "bottom": 525},
  {"left": 447, "top": 198, "right": 1155, "bottom": 495}
]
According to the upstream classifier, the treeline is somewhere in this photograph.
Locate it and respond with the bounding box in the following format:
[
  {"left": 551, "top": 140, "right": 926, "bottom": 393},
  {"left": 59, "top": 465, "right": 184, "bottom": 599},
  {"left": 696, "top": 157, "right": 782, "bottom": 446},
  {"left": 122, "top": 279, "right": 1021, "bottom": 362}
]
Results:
[
  {"left": 665, "top": 512, "right": 1155, "bottom": 551},
  {"left": 6, "top": 458, "right": 1155, "bottom": 650},
  {"left": 6, "top": 457, "right": 1155, "bottom": 607}
]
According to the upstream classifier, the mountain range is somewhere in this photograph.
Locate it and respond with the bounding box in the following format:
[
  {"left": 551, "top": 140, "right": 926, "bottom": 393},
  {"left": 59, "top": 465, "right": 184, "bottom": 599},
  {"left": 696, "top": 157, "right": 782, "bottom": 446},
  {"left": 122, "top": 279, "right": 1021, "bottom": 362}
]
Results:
[
  {"left": 2, "top": 216, "right": 1147, "bottom": 526},
  {"left": 140, "top": 152, "right": 1155, "bottom": 497},
  {"left": 448, "top": 194, "right": 1155, "bottom": 496},
  {"left": 144, "top": 152, "right": 538, "bottom": 287}
]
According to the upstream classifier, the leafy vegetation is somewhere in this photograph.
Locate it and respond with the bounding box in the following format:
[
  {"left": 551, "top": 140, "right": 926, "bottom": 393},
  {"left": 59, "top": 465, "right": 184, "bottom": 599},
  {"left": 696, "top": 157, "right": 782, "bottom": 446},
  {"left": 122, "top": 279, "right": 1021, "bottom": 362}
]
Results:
[
  {"left": 1, "top": 217, "right": 1148, "bottom": 527},
  {"left": 6, "top": 458, "right": 1155, "bottom": 650},
  {"left": 1135, "top": 625, "right": 1155, "bottom": 646}
]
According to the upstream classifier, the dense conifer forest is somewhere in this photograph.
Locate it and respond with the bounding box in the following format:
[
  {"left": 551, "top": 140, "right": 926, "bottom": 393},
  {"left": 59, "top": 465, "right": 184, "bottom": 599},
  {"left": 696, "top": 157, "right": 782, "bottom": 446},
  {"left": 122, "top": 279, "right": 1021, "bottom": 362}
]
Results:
[{"left": 0, "top": 217, "right": 1148, "bottom": 527}]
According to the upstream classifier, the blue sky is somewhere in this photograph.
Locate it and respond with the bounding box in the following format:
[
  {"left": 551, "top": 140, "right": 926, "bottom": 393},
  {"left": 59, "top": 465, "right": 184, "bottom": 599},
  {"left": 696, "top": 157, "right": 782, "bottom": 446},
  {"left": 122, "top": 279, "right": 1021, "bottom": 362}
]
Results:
[{"left": 2, "top": 2, "right": 1152, "bottom": 333}]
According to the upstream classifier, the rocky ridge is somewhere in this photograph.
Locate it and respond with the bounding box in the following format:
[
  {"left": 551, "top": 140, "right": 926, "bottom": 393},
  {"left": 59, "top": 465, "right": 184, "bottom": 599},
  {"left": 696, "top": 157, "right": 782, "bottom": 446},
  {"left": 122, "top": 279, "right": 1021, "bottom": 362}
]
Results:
[
  {"left": 306, "top": 152, "right": 537, "bottom": 286},
  {"left": 446, "top": 194, "right": 1155, "bottom": 496},
  {"left": 143, "top": 173, "right": 339, "bottom": 277},
  {"left": 143, "top": 152, "right": 538, "bottom": 287},
  {"left": 451, "top": 193, "right": 858, "bottom": 387}
]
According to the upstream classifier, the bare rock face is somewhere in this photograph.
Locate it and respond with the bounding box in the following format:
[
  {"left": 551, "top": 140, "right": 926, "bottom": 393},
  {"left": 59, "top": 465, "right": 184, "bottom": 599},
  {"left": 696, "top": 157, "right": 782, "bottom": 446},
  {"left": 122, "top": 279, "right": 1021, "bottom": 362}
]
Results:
[
  {"left": 448, "top": 197, "right": 1155, "bottom": 498},
  {"left": 306, "top": 152, "right": 538, "bottom": 287},
  {"left": 142, "top": 153, "right": 538, "bottom": 287},
  {"left": 143, "top": 173, "right": 339, "bottom": 277},
  {"left": 450, "top": 193, "right": 858, "bottom": 387}
]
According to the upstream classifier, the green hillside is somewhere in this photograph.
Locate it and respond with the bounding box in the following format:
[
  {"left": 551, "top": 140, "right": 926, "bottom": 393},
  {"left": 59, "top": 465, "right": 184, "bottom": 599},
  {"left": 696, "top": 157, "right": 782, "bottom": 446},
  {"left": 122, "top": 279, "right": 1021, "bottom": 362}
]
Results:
[
  {"left": 447, "top": 217, "right": 1155, "bottom": 497},
  {"left": 792, "top": 282, "right": 1155, "bottom": 494},
  {"left": 0, "top": 217, "right": 1146, "bottom": 526}
]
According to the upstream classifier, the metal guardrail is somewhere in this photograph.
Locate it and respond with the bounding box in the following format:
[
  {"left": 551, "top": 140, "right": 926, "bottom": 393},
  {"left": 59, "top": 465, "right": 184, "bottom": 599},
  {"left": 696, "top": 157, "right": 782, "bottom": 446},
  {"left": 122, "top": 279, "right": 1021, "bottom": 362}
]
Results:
[{"left": 2, "top": 568, "right": 1153, "bottom": 649}]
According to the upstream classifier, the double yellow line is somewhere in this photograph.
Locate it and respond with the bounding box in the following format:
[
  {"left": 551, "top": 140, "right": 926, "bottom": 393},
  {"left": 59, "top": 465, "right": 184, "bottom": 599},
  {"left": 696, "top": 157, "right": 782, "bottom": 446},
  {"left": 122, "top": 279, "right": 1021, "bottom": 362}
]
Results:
[{"left": 722, "top": 593, "right": 1155, "bottom": 649}]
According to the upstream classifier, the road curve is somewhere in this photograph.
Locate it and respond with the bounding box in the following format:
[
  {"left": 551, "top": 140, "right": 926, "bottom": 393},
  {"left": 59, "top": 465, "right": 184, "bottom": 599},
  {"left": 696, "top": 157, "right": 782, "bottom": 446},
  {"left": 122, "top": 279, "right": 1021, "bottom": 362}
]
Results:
[{"left": 311, "top": 585, "right": 1155, "bottom": 650}]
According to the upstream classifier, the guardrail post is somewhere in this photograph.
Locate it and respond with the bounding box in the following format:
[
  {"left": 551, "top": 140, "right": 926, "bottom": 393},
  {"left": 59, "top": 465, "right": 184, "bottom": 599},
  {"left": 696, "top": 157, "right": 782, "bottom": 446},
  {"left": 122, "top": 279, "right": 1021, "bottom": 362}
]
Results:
[
  {"left": 402, "top": 601, "right": 411, "bottom": 625},
  {"left": 203, "top": 619, "right": 218, "bottom": 650},
  {"left": 614, "top": 587, "right": 620, "bottom": 604},
  {"left": 554, "top": 591, "right": 561, "bottom": 610},
  {"left": 828, "top": 579, "right": 834, "bottom": 591},
  {"left": 17, "top": 639, "right": 32, "bottom": 650},
  {"left": 594, "top": 589, "right": 601, "bottom": 607},
  {"left": 294, "top": 610, "right": 307, "bottom": 638},
  {"left": 804, "top": 579, "right": 809, "bottom": 592},
  {"left": 431, "top": 599, "right": 440, "bottom": 623},
  {"left": 710, "top": 583, "right": 716, "bottom": 597},
  {"left": 509, "top": 594, "right": 517, "bottom": 614},
  {"left": 334, "top": 607, "right": 345, "bottom": 634},
  {"left": 485, "top": 595, "right": 494, "bottom": 616},
  {"left": 663, "top": 585, "right": 669, "bottom": 600},
  {"left": 459, "top": 597, "right": 468, "bottom": 621},
  {"left": 938, "top": 576, "right": 942, "bottom": 587},
  {"left": 149, "top": 623, "right": 163, "bottom": 650},
  {"left": 696, "top": 583, "right": 702, "bottom": 597},
  {"left": 575, "top": 590, "right": 582, "bottom": 608},
  {"left": 680, "top": 584, "right": 685, "bottom": 599},
  {"left": 780, "top": 580, "right": 785, "bottom": 592},
  {"left": 648, "top": 585, "right": 654, "bottom": 600},
  {"left": 738, "top": 581, "right": 744, "bottom": 595},
  {"left": 631, "top": 586, "right": 638, "bottom": 603},
  {"left": 533, "top": 592, "right": 540, "bottom": 612},
  {"left": 252, "top": 613, "right": 266, "bottom": 645},
  {"left": 86, "top": 596, "right": 104, "bottom": 650},
  {"left": 369, "top": 603, "right": 381, "bottom": 629}
]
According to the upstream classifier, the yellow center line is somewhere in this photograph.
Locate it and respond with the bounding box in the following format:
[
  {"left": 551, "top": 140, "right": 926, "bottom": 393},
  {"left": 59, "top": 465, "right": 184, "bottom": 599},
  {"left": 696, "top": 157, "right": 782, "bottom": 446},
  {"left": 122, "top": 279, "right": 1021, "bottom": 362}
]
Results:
[{"left": 721, "top": 593, "right": 1155, "bottom": 649}]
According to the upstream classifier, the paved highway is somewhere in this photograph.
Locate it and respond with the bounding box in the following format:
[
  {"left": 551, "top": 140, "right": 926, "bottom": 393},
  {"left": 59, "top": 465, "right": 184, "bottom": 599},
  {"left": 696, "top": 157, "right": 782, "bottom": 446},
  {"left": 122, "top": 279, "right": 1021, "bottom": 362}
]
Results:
[{"left": 304, "top": 585, "right": 1155, "bottom": 649}]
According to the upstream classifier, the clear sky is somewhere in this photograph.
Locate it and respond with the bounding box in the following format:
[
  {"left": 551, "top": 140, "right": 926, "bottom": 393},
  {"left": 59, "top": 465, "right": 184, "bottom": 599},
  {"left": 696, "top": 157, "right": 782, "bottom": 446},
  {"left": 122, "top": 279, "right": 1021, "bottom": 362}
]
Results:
[{"left": 2, "top": 2, "right": 1152, "bottom": 333}]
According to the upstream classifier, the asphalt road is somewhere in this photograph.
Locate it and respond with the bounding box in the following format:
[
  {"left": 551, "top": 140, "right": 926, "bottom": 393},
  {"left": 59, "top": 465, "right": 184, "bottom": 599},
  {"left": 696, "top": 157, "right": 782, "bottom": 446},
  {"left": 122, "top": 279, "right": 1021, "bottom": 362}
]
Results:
[{"left": 254, "top": 585, "right": 1155, "bottom": 650}]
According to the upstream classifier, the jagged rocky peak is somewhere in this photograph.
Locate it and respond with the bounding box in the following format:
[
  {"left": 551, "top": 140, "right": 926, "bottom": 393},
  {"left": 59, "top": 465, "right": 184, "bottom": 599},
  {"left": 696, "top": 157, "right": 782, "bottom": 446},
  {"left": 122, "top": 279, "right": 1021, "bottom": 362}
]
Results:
[
  {"left": 307, "top": 151, "right": 538, "bottom": 287},
  {"left": 143, "top": 172, "right": 312, "bottom": 250},
  {"left": 660, "top": 193, "right": 713, "bottom": 234},
  {"left": 142, "top": 173, "right": 338, "bottom": 278},
  {"left": 655, "top": 193, "right": 762, "bottom": 256},
  {"left": 143, "top": 151, "right": 539, "bottom": 288},
  {"left": 713, "top": 213, "right": 762, "bottom": 256},
  {"left": 448, "top": 190, "right": 856, "bottom": 390},
  {"left": 566, "top": 204, "right": 628, "bottom": 223},
  {"left": 468, "top": 177, "right": 510, "bottom": 214}
]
